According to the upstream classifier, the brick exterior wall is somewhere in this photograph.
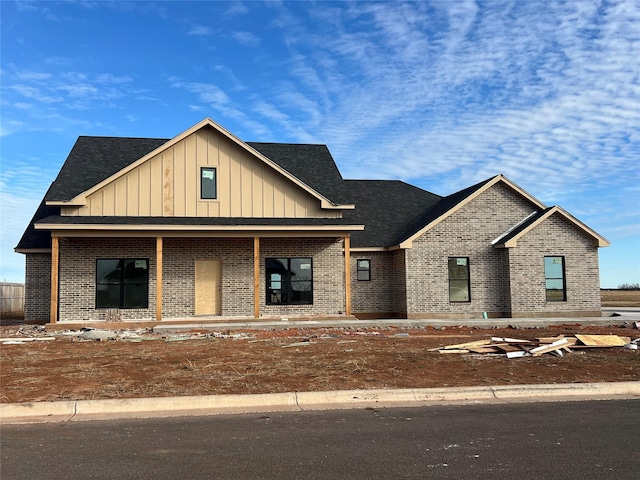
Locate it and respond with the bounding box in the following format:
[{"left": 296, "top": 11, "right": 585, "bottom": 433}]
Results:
[
  {"left": 507, "top": 213, "right": 602, "bottom": 316},
  {"left": 58, "top": 238, "right": 157, "bottom": 322},
  {"left": 260, "top": 237, "right": 345, "bottom": 317},
  {"left": 351, "top": 250, "right": 407, "bottom": 317},
  {"left": 24, "top": 253, "right": 51, "bottom": 322},
  {"left": 405, "top": 183, "right": 537, "bottom": 318},
  {"left": 52, "top": 235, "right": 345, "bottom": 322},
  {"left": 162, "top": 237, "right": 254, "bottom": 318}
]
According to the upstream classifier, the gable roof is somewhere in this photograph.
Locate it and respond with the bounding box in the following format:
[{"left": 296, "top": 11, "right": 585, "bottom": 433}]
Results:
[
  {"left": 46, "top": 137, "right": 168, "bottom": 202},
  {"left": 247, "top": 142, "right": 351, "bottom": 205},
  {"left": 15, "top": 184, "right": 60, "bottom": 252},
  {"left": 396, "top": 174, "right": 547, "bottom": 248},
  {"left": 46, "top": 118, "right": 353, "bottom": 210},
  {"left": 342, "top": 180, "right": 442, "bottom": 248},
  {"left": 492, "top": 206, "right": 610, "bottom": 248}
]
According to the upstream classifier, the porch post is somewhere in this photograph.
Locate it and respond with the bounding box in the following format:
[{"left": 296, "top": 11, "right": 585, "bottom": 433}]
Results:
[
  {"left": 344, "top": 235, "right": 351, "bottom": 316},
  {"left": 254, "top": 236, "right": 260, "bottom": 318},
  {"left": 156, "top": 236, "right": 163, "bottom": 321},
  {"left": 50, "top": 235, "right": 59, "bottom": 324}
]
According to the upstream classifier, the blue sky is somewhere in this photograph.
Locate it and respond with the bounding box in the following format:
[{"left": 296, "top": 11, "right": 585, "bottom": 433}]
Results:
[{"left": 1, "top": 0, "right": 639, "bottom": 288}]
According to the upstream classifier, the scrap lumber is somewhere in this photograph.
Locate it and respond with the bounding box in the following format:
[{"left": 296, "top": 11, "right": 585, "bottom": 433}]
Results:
[
  {"left": 438, "top": 349, "right": 470, "bottom": 354},
  {"left": 0, "top": 337, "right": 56, "bottom": 343},
  {"left": 530, "top": 338, "right": 569, "bottom": 357},
  {"left": 467, "top": 346, "right": 502, "bottom": 354},
  {"left": 429, "top": 339, "right": 491, "bottom": 352},
  {"left": 575, "top": 334, "right": 629, "bottom": 347},
  {"left": 507, "top": 351, "right": 528, "bottom": 358},
  {"left": 494, "top": 344, "right": 525, "bottom": 353},
  {"left": 537, "top": 335, "right": 566, "bottom": 343},
  {"left": 491, "top": 337, "right": 530, "bottom": 343}
]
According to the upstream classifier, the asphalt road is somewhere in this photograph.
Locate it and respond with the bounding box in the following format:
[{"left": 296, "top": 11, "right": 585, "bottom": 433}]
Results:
[{"left": 2, "top": 400, "right": 639, "bottom": 479}]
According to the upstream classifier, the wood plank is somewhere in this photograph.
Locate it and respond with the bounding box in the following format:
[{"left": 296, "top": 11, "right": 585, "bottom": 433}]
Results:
[
  {"left": 494, "top": 344, "right": 524, "bottom": 353},
  {"left": 436, "top": 339, "right": 491, "bottom": 351},
  {"left": 467, "top": 346, "right": 501, "bottom": 353},
  {"left": 491, "top": 337, "right": 530, "bottom": 343},
  {"left": 530, "top": 338, "right": 569, "bottom": 356},
  {"left": 344, "top": 236, "right": 351, "bottom": 316},
  {"left": 156, "top": 237, "right": 163, "bottom": 321},
  {"left": 538, "top": 335, "right": 565, "bottom": 343},
  {"left": 50, "top": 236, "right": 59, "bottom": 324},
  {"left": 438, "top": 349, "right": 470, "bottom": 354},
  {"left": 254, "top": 237, "right": 260, "bottom": 319},
  {"left": 575, "top": 334, "right": 628, "bottom": 346}
]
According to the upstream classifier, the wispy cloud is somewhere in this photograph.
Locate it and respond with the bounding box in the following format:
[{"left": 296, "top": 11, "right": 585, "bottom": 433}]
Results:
[
  {"left": 187, "top": 25, "right": 212, "bottom": 36},
  {"left": 232, "top": 31, "right": 260, "bottom": 47}
]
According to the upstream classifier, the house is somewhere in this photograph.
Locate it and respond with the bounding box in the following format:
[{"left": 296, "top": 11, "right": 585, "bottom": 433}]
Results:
[{"left": 15, "top": 118, "right": 610, "bottom": 325}]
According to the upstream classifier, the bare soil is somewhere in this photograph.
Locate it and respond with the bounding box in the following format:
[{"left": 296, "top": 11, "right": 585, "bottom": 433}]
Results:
[{"left": 1, "top": 324, "right": 638, "bottom": 404}]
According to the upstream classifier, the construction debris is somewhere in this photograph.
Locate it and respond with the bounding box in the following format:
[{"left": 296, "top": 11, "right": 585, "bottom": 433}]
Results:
[{"left": 433, "top": 334, "right": 637, "bottom": 358}]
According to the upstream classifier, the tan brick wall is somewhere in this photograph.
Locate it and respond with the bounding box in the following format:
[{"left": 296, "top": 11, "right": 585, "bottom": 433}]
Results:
[
  {"left": 351, "top": 250, "right": 407, "bottom": 316},
  {"left": 162, "top": 237, "right": 254, "bottom": 318},
  {"left": 24, "top": 253, "right": 51, "bottom": 322},
  {"left": 54, "top": 235, "right": 345, "bottom": 321},
  {"left": 405, "top": 183, "right": 536, "bottom": 318},
  {"left": 260, "top": 237, "right": 345, "bottom": 317},
  {"left": 507, "top": 213, "right": 601, "bottom": 316},
  {"left": 58, "top": 238, "right": 157, "bottom": 322}
]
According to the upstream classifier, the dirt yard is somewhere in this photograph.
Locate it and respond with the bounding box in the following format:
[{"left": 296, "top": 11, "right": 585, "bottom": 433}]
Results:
[{"left": 1, "top": 324, "right": 638, "bottom": 404}]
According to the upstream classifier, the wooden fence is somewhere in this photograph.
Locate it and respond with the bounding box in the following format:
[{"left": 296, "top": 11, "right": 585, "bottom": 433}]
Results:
[{"left": 0, "top": 282, "right": 25, "bottom": 317}]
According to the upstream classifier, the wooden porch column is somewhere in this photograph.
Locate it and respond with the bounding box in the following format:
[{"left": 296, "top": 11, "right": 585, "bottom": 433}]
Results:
[
  {"left": 344, "top": 235, "right": 351, "bottom": 316},
  {"left": 254, "top": 236, "right": 260, "bottom": 318},
  {"left": 156, "top": 236, "right": 163, "bottom": 321},
  {"left": 50, "top": 235, "right": 59, "bottom": 324}
]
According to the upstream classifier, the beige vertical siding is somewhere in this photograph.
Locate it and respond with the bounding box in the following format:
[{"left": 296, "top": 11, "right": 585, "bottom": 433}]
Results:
[{"left": 64, "top": 127, "right": 338, "bottom": 219}]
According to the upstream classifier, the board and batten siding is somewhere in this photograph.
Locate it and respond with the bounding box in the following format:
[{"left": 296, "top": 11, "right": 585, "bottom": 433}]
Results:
[{"left": 63, "top": 127, "right": 338, "bottom": 219}]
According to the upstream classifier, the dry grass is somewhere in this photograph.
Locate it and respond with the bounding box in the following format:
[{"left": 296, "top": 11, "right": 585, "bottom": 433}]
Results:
[{"left": 601, "top": 289, "right": 640, "bottom": 307}]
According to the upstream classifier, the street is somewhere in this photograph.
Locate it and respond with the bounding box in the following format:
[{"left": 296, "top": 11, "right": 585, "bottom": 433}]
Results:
[{"left": 2, "top": 400, "right": 639, "bottom": 479}]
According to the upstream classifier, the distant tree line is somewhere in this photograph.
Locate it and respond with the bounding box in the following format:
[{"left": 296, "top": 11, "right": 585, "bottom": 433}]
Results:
[{"left": 618, "top": 283, "right": 640, "bottom": 290}]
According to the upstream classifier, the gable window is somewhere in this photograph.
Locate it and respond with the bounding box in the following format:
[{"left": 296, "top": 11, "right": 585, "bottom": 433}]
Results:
[
  {"left": 448, "top": 257, "right": 470, "bottom": 302},
  {"left": 96, "top": 259, "right": 149, "bottom": 309},
  {"left": 266, "top": 257, "right": 313, "bottom": 305},
  {"left": 357, "top": 259, "right": 371, "bottom": 281},
  {"left": 201, "top": 167, "right": 217, "bottom": 199},
  {"left": 544, "top": 256, "right": 566, "bottom": 301}
]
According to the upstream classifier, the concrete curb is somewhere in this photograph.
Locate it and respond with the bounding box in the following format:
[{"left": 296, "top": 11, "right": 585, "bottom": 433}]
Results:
[{"left": 2, "top": 382, "right": 639, "bottom": 424}]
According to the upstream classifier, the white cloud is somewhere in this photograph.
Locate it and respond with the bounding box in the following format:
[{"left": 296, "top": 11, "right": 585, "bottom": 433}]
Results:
[
  {"left": 187, "top": 25, "right": 212, "bottom": 36},
  {"left": 232, "top": 31, "right": 260, "bottom": 47}
]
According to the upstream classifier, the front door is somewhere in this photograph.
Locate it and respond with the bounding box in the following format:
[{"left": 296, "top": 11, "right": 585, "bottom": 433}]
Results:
[{"left": 194, "top": 259, "right": 222, "bottom": 315}]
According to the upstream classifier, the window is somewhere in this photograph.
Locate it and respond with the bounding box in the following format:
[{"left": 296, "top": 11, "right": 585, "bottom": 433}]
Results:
[
  {"left": 266, "top": 257, "right": 313, "bottom": 305},
  {"left": 96, "top": 259, "right": 149, "bottom": 309},
  {"left": 448, "top": 257, "right": 470, "bottom": 302},
  {"left": 357, "top": 259, "right": 371, "bottom": 281},
  {"left": 544, "top": 256, "right": 566, "bottom": 301},
  {"left": 201, "top": 167, "right": 217, "bottom": 199}
]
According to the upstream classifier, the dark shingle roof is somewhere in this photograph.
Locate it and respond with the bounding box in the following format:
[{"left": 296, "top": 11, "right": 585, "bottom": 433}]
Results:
[
  {"left": 46, "top": 136, "right": 169, "bottom": 202},
  {"left": 342, "top": 180, "right": 442, "bottom": 248},
  {"left": 15, "top": 184, "right": 59, "bottom": 250},
  {"left": 17, "top": 128, "right": 505, "bottom": 252},
  {"left": 247, "top": 142, "right": 351, "bottom": 205}
]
